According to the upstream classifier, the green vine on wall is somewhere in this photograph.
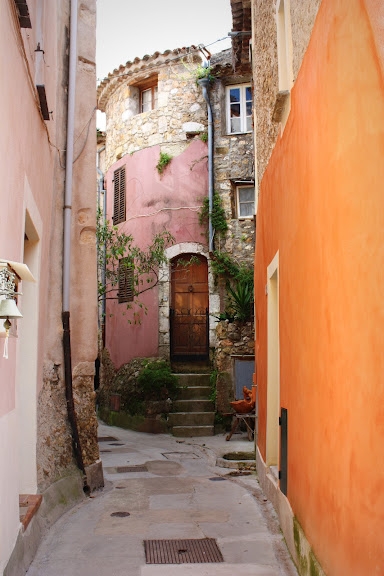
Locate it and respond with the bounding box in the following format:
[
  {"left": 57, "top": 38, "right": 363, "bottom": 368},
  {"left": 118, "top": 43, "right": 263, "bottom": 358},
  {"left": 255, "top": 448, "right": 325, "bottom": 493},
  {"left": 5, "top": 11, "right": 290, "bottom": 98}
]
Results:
[
  {"left": 156, "top": 152, "right": 173, "bottom": 175},
  {"left": 198, "top": 192, "right": 253, "bottom": 322},
  {"left": 198, "top": 191, "right": 228, "bottom": 239}
]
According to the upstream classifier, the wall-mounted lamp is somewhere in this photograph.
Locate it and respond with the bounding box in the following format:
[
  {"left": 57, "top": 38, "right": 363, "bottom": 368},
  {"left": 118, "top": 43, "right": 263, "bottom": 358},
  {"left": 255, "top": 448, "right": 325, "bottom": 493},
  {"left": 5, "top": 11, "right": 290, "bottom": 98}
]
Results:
[{"left": 0, "top": 260, "right": 35, "bottom": 359}]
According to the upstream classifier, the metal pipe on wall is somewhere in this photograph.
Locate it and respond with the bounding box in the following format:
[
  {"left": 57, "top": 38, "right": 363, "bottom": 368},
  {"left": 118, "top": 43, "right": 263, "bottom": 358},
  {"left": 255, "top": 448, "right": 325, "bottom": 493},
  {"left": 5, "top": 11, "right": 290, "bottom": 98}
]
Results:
[
  {"left": 199, "top": 77, "right": 214, "bottom": 252},
  {"left": 62, "top": 0, "right": 88, "bottom": 490}
]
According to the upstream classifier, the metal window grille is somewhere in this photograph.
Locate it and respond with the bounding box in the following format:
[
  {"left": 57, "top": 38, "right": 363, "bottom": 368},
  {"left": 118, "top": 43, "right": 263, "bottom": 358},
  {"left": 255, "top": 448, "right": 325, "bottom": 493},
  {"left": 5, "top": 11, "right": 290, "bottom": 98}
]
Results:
[
  {"left": 118, "top": 258, "right": 133, "bottom": 303},
  {"left": 113, "top": 167, "right": 126, "bottom": 224}
]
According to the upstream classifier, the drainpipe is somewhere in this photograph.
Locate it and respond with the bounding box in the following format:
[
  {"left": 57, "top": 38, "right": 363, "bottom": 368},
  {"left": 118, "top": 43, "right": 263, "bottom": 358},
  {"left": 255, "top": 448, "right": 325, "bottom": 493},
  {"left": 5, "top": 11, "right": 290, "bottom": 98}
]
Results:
[
  {"left": 62, "top": 0, "right": 89, "bottom": 492},
  {"left": 96, "top": 149, "right": 106, "bottom": 345},
  {"left": 198, "top": 77, "right": 214, "bottom": 252}
]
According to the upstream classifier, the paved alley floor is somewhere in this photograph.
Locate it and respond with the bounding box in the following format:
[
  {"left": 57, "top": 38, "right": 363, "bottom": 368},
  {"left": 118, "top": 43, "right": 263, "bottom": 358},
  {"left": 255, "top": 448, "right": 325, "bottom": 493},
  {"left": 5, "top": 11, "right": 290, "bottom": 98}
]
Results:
[{"left": 26, "top": 423, "right": 298, "bottom": 576}]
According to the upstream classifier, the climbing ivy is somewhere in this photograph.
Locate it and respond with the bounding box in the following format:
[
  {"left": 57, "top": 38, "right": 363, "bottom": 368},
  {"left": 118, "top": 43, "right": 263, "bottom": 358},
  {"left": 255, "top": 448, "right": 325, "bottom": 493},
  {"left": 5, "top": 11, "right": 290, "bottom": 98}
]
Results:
[
  {"left": 198, "top": 192, "right": 228, "bottom": 238},
  {"left": 156, "top": 151, "right": 172, "bottom": 174}
]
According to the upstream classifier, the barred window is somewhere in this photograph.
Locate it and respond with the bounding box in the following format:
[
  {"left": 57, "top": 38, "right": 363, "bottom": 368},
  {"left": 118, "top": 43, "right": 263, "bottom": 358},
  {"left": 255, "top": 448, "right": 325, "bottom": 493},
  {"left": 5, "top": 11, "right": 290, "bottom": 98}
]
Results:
[
  {"left": 118, "top": 258, "right": 134, "bottom": 304},
  {"left": 113, "top": 166, "right": 126, "bottom": 224}
]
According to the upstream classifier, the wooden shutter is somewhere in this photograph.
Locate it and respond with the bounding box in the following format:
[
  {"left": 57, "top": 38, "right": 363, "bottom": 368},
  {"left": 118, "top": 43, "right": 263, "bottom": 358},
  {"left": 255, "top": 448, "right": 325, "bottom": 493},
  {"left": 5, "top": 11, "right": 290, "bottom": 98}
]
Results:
[
  {"left": 113, "top": 167, "right": 126, "bottom": 224},
  {"left": 118, "top": 258, "right": 133, "bottom": 303}
]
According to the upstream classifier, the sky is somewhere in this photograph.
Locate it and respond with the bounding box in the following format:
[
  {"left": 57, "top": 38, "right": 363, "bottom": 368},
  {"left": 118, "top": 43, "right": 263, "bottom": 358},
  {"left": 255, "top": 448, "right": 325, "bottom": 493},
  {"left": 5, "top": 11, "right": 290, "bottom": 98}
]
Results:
[{"left": 96, "top": 0, "right": 233, "bottom": 128}]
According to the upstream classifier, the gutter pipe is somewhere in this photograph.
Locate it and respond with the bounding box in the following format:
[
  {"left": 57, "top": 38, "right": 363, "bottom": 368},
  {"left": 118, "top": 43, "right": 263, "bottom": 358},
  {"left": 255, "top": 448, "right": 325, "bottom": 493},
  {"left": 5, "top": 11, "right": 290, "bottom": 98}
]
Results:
[
  {"left": 198, "top": 77, "right": 214, "bottom": 252},
  {"left": 96, "top": 152, "right": 106, "bottom": 344},
  {"left": 62, "top": 0, "right": 88, "bottom": 491}
]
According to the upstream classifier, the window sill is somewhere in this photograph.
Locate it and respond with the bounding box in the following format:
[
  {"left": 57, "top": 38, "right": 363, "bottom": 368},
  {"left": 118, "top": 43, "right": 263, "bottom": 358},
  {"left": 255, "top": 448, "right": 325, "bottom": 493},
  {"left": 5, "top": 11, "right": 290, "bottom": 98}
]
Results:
[{"left": 227, "top": 131, "right": 253, "bottom": 136}]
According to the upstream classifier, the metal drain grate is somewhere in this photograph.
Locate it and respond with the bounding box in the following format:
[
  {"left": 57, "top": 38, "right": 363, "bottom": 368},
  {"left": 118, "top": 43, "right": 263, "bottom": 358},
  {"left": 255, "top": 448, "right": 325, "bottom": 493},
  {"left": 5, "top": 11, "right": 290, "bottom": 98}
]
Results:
[
  {"left": 97, "top": 436, "right": 118, "bottom": 442},
  {"left": 117, "top": 465, "right": 147, "bottom": 473},
  {"left": 162, "top": 452, "right": 200, "bottom": 460},
  {"left": 105, "top": 465, "right": 148, "bottom": 473},
  {"left": 144, "top": 538, "right": 224, "bottom": 564}
]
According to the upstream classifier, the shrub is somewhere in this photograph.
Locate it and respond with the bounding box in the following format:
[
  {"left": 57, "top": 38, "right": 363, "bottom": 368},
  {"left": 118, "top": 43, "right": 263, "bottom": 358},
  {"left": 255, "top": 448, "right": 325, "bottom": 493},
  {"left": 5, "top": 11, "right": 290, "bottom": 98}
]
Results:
[{"left": 137, "top": 359, "right": 179, "bottom": 402}]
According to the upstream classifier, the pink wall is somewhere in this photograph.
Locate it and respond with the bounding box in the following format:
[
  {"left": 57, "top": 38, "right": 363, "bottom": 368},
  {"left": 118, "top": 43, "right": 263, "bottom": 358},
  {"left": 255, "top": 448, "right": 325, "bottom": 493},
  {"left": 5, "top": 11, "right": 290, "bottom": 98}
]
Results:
[
  {"left": 105, "top": 140, "right": 208, "bottom": 368},
  {"left": 255, "top": 0, "right": 384, "bottom": 574},
  {"left": 0, "top": 0, "right": 57, "bottom": 416}
]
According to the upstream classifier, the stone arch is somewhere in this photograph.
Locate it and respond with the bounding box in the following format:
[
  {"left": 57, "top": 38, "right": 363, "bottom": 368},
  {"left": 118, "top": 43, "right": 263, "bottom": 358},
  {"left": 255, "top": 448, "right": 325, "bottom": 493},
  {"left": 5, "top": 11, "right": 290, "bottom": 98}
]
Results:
[{"left": 158, "top": 242, "right": 219, "bottom": 359}]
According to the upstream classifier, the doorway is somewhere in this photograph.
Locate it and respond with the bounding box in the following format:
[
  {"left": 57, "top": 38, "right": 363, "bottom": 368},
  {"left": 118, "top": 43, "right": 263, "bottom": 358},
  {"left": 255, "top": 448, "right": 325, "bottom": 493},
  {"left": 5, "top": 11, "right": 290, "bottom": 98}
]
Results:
[
  {"left": 170, "top": 254, "right": 209, "bottom": 360},
  {"left": 266, "top": 252, "right": 280, "bottom": 468}
]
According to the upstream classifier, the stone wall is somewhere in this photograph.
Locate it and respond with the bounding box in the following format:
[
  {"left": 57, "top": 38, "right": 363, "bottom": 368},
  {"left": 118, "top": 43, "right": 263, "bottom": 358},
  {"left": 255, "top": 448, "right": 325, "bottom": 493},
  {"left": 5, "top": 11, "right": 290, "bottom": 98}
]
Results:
[
  {"left": 252, "top": 0, "right": 321, "bottom": 186},
  {"left": 215, "top": 320, "right": 255, "bottom": 414},
  {"left": 211, "top": 50, "right": 255, "bottom": 267},
  {"left": 100, "top": 55, "right": 208, "bottom": 170}
]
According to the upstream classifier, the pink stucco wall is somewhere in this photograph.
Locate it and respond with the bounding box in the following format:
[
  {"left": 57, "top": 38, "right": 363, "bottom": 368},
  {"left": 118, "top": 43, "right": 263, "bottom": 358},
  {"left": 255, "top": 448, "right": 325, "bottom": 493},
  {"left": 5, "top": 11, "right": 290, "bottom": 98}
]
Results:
[
  {"left": 105, "top": 140, "right": 208, "bottom": 368},
  {"left": 0, "top": 0, "right": 57, "bottom": 416}
]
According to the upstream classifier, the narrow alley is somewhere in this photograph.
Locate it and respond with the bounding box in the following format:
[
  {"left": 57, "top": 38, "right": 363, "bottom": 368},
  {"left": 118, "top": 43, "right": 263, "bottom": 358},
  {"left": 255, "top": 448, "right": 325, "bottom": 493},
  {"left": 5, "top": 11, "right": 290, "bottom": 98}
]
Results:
[{"left": 26, "top": 423, "right": 297, "bottom": 576}]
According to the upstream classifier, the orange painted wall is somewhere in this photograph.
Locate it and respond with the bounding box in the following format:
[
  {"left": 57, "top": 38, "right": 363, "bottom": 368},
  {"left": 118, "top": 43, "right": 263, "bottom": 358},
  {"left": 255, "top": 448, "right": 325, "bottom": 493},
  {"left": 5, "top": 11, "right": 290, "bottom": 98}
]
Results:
[{"left": 255, "top": 1, "right": 384, "bottom": 574}]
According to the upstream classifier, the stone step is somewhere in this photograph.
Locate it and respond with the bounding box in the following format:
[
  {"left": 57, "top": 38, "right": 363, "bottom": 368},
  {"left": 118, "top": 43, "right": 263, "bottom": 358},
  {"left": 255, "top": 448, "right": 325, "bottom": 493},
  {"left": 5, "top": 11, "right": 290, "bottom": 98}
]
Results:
[
  {"left": 172, "top": 425, "right": 214, "bottom": 437},
  {"left": 171, "top": 361, "right": 211, "bottom": 374},
  {"left": 173, "top": 399, "right": 215, "bottom": 413},
  {"left": 168, "top": 411, "right": 215, "bottom": 427},
  {"left": 175, "top": 373, "right": 211, "bottom": 387},
  {"left": 177, "top": 386, "right": 211, "bottom": 400}
]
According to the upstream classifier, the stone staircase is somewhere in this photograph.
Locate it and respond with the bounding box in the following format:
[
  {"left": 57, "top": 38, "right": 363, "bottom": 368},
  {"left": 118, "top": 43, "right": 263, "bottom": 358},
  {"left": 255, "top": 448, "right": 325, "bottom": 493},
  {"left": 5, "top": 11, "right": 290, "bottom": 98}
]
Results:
[{"left": 169, "top": 373, "right": 215, "bottom": 437}]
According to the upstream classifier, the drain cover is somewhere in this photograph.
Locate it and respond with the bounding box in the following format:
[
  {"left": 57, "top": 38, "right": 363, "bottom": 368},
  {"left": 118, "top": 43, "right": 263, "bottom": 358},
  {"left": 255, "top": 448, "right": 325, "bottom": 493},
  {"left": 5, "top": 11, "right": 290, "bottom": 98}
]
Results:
[
  {"left": 144, "top": 538, "right": 223, "bottom": 564},
  {"left": 97, "top": 436, "right": 118, "bottom": 442},
  {"left": 208, "top": 477, "right": 227, "bottom": 481},
  {"left": 105, "top": 465, "right": 148, "bottom": 474},
  {"left": 100, "top": 450, "right": 112, "bottom": 453},
  {"left": 116, "top": 465, "right": 147, "bottom": 473},
  {"left": 162, "top": 452, "right": 200, "bottom": 460},
  {"left": 111, "top": 511, "right": 130, "bottom": 517}
]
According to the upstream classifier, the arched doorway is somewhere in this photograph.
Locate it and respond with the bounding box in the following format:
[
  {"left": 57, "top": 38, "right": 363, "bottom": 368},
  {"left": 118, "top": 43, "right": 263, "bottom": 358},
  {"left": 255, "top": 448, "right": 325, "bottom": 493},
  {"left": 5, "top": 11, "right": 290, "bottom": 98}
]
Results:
[{"left": 170, "top": 254, "right": 209, "bottom": 360}]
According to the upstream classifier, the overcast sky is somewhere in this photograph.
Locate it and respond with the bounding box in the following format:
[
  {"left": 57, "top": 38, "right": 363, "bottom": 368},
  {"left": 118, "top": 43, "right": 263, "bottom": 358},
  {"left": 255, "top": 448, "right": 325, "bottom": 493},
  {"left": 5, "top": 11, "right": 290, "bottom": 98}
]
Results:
[{"left": 96, "top": 0, "right": 233, "bottom": 128}]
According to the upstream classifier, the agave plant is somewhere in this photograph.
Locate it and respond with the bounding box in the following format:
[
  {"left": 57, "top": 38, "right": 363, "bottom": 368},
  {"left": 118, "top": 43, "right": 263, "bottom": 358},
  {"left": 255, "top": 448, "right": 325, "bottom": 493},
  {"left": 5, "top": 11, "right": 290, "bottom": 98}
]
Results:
[{"left": 227, "top": 279, "right": 254, "bottom": 322}]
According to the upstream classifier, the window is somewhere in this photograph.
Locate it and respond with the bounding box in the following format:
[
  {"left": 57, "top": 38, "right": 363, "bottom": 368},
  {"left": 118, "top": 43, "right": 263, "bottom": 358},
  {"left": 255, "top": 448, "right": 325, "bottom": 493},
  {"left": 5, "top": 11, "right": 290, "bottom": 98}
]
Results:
[
  {"left": 276, "top": 0, "right": 292, "bottom": 92},
  {"left": 273, "top": 0, "right": 293, "bottom": 125},
  {"left": 113, "top": 166, "right": 126, "bottom": 224},
  {"left": 141, "top": 84, "right": 158, "bottom": 113},
  {"left": 226, "top": 84, "right": 252, "bottom": 134},
  {"left": 13, "top": 0, "right": 32, "bottom": 28},
  {"left": 118, "top": 258, "right": 134, "bottom": 304},
  {"left": 237, "top": 185, "right": 255, "bottom": 218}
]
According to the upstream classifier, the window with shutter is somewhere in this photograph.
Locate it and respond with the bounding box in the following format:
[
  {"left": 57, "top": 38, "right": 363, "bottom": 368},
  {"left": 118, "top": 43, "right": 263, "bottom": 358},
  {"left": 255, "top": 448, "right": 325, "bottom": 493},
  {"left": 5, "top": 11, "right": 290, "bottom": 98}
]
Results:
[
  {"left": 118, "top": 258, "right": 134, "bottom": 304},
  {"left": 113, "top": 167, "right": 126, "bottom": 224}
]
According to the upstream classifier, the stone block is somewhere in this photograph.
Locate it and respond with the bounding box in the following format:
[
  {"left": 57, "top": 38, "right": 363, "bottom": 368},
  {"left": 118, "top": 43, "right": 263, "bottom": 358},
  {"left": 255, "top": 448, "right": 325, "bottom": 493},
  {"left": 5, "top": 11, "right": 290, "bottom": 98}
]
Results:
[{"left": 85, "top": 460, "right": 104, "bottom": 492}]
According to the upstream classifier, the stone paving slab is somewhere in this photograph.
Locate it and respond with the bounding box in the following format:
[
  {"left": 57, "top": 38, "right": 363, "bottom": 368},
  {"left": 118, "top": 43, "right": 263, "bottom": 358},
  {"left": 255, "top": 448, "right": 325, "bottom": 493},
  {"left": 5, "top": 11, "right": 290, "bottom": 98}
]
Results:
[{"left": 26, "top": 422, "right": 298, "bottom": 576}]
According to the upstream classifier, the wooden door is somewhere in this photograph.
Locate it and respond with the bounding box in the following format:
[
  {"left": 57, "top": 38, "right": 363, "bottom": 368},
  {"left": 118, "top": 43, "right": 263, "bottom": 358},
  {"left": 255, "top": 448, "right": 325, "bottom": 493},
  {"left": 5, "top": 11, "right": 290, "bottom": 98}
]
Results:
[{"left": 170, "top": 254, "right": 209, "bottom": 359}]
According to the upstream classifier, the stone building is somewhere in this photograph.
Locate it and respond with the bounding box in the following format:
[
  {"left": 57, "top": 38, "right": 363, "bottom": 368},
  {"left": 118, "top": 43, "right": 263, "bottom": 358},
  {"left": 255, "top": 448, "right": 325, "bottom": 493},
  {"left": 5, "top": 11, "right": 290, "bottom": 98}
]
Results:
[
  {"left": 0, "top": 1, "right": 100, "bottom": 573},
  {"left": 96, "top": 38, "right": 255, "bottom": 411}
]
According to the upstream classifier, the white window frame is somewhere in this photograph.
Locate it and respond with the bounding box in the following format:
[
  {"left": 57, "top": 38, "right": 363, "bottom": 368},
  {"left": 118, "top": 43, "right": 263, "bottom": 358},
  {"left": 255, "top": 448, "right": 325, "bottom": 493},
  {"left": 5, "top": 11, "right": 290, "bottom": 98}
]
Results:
[
  {"left": 226, "top": 84, "right": 252, "bottom": 134},
  {"left": 140, "top": 84, "right": 158, "bottom": 113},
  {"left": 236, "top": 184, "right": 255, "bottom": 219}
]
